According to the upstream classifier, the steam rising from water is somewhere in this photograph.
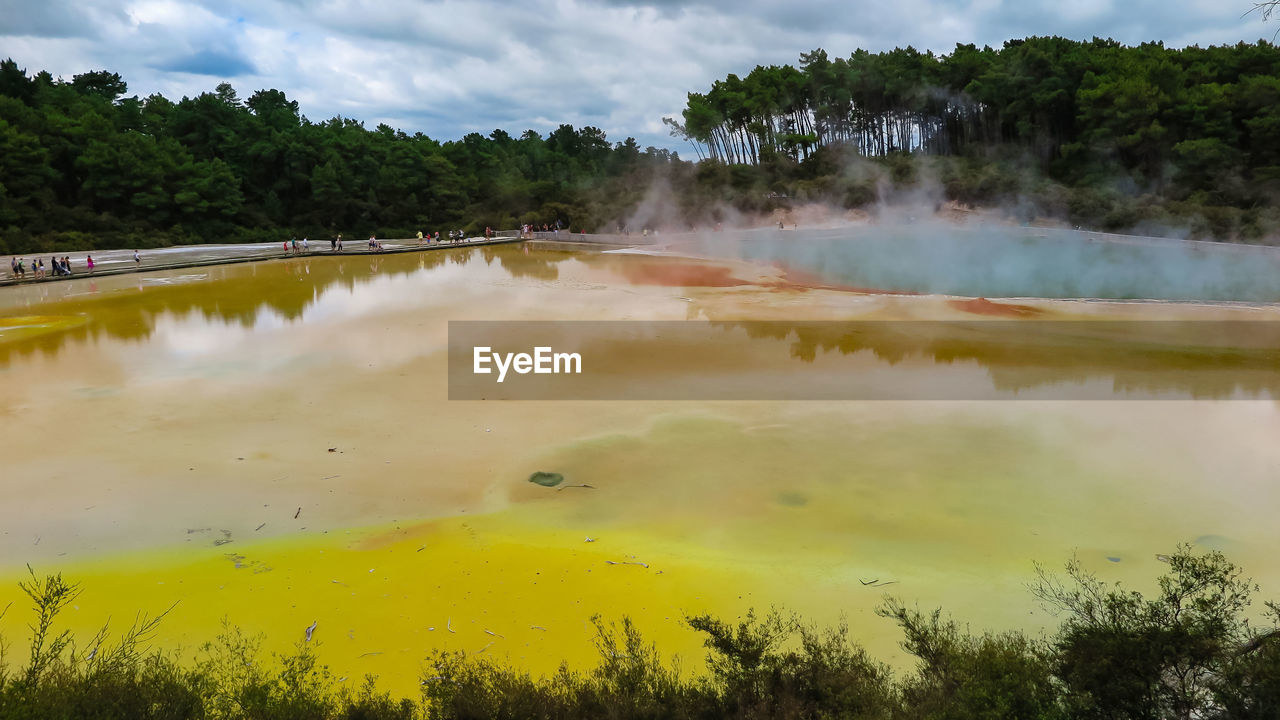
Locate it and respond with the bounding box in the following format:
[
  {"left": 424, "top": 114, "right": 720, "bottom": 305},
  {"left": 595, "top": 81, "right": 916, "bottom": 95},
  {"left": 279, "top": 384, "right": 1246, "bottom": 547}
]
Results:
[{"left": 678, "top": 219, "right": 1280, "bottom": 303}]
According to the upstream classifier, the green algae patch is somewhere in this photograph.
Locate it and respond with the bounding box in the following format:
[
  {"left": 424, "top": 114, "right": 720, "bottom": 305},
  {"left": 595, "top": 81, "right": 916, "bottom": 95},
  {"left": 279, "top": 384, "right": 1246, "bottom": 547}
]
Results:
[{"left": 528, "top": 471, "right": 565, "bottom": 487}]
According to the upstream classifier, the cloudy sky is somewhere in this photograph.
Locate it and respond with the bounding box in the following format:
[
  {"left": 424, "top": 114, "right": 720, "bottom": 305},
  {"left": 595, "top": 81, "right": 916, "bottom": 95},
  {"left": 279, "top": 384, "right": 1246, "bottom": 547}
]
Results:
[{"left": 0, "top": 0, "right": 1275, "bottom": 152}]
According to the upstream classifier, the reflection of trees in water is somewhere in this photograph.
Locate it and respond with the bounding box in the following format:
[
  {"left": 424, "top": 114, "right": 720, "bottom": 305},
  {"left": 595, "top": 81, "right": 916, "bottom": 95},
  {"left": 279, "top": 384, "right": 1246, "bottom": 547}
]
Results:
[
  {"left": 0, "top": 250, "right": 470, "bottom": 365},
  {"left": 1, "top": 245, "right": 582, "bottom": 365},
  {"left": 709, "top": 320, "right": 1280, "bottom": 400},
  {"left": 483, "top": 245, "right": 573, "bottom": 281}
]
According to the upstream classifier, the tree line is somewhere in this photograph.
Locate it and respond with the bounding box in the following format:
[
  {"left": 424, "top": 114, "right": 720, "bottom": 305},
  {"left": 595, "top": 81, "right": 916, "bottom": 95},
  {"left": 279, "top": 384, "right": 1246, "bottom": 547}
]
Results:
[
  {"left": 0, "top": 61, "right": 680, "bottom": 255},
  {"left": 2, "top": 547, "right": 1278, "bottom": 718},
  {"left": 668, "top": 37, "right": 1280, "bottom": 183},
  {"left": 666, "top": 38, "right": 1280, "bottom": 240},
  {"left": 4, "top": 36, "right": 1280, "bottom": 256}
]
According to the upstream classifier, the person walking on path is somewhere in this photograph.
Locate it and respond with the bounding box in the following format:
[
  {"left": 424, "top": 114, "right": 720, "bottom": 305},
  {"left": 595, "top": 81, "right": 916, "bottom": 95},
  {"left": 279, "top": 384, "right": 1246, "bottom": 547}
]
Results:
[
  {"left": 86, "top": 255, "right": 95, "bottom": 273},
  {"left": 133, "top": 250, "right": 141, "bottom": 267}
]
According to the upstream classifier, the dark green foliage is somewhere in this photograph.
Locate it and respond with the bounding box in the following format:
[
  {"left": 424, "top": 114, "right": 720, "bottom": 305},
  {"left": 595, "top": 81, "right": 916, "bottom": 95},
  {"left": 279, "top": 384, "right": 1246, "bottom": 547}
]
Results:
[
  {"left": 422, "top": 615, "right": 708, "bottom": 720},
  {"left": 670, "top": 39, "right": 1280, "bottom": 239},
  {"left": 1215, "top": 602, "right": 1280, "bottom": 718},
  {"left": 684, "top": 609, "right": 897, "bottom": 719},
  {"left": 0, "top": 59, "right": 680, "bottom": 254},
  {"left": 878, "top": 601, "right": 1061, "bottom": 720},
  {"left": 343, "top": 677, "right": 418, "bottom": 720},
  {"left": 674, "top": 38, "right": 1280, "bottom": 184},
  {"left": 1032, "top": 546, "right": 1264, "bottom": 720}
]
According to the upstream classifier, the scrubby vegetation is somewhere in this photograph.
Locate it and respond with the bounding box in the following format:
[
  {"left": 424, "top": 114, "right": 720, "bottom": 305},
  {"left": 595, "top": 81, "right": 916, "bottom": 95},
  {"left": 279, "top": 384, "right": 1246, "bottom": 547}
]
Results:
[
  {"left": 2, "top": 547, "right": 1279, "bottom": 718},
  {"left": 3, "top": 37, "right": 1280, "bottom": 254}
]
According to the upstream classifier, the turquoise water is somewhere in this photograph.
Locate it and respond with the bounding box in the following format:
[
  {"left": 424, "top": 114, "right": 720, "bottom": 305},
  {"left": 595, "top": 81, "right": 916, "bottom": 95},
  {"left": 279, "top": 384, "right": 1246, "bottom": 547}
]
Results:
[{"left": 682, "top": 225, "right": 1280, "bottom": 302}]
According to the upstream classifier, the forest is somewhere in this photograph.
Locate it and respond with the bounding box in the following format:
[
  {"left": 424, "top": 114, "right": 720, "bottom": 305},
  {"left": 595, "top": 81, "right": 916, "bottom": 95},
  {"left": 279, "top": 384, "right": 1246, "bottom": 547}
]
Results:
[
  {"left": 0, "top": 60, "right": 683, "bottom": 255},
  {"left": 666, "top": 37, "right": 1280, "bottom": 240},
  {"left": 2, "top": 36, "right": 1280, "bottom": 255}
]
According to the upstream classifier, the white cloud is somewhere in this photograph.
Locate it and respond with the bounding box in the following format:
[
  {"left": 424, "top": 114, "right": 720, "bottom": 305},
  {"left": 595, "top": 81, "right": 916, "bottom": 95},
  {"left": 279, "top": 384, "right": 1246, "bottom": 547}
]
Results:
[{"left": 125, "top": 0, "right": 221, "bottom": 27}]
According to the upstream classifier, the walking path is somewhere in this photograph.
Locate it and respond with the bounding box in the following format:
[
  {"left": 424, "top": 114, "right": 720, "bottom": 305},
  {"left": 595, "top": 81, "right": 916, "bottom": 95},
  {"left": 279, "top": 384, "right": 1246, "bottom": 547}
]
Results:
[{"left": 0, "top": 236, "right": 523, "bottom": 287}]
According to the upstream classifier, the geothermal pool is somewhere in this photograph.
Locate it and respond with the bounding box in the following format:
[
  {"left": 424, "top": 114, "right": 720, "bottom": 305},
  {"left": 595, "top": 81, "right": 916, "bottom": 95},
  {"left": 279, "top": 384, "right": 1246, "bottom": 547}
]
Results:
[
  {"left": 681, "top": 224, "right": 1280, "bottom": 302},
  {"left": 2, "top": 239, "right": 1280, "bottom": 695}
]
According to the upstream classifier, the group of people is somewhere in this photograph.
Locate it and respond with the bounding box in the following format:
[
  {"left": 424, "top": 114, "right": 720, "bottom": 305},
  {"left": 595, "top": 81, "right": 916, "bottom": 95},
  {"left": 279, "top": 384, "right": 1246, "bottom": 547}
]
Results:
[
  {"left": 298, "top": 227, "right": 570, "bottom": 253},
  {"left": 293, "top": 230, "right": 475, "bottom": 253},
  {"left": 520, "top": 221, "right": 564, "bottom": 239},
  {"left": 9, "top": 255, "right": 96, "bottom": 280},
  {"left": 412, "top": 230, "right": 470, "bottom": 245},
  {"left": 50, "top": 256, "right": 76, "bottom": 276}
]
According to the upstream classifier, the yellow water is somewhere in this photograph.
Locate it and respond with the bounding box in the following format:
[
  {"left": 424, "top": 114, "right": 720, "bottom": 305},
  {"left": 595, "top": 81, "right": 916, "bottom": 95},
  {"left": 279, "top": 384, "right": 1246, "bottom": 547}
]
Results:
[{"left": 2, "top": 244, "right": 1279, "bottom": 696}]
